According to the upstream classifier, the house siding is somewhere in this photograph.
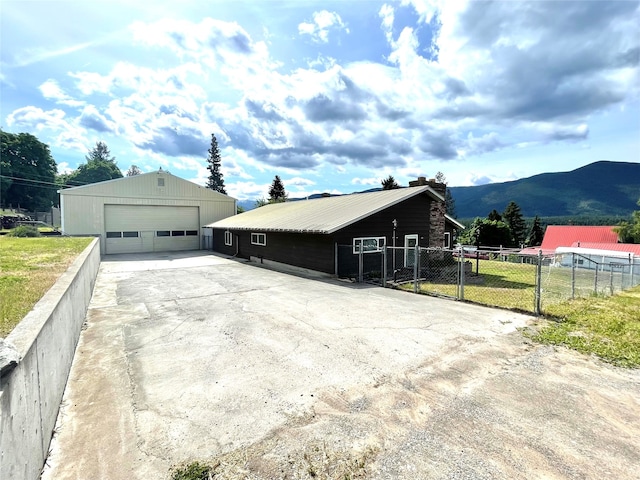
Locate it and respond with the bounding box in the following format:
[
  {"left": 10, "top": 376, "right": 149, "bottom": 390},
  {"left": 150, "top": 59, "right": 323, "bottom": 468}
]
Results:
[
  {"left": 334, "top": 194, "right": 433, "bottom": 247},
  {"left": 213, "top": 229, "right": 335, "bottom": 273}
]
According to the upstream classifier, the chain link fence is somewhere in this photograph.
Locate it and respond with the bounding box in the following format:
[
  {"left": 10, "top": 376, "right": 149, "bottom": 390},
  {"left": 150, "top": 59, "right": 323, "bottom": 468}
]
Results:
[{"left": 337, "top": 245, "right": 640, "bottom": 315}]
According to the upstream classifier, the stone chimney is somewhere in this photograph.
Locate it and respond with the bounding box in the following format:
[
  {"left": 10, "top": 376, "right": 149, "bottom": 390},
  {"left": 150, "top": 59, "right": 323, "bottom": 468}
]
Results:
[{"left": 410, "top": 177, "right": 446, "bottom": 248}]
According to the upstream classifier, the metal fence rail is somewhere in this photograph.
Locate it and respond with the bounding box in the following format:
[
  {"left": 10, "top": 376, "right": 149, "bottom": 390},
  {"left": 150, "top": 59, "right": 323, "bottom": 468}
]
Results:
[{"left": 337, "top": 245, "right": 640, "bottom": 315}]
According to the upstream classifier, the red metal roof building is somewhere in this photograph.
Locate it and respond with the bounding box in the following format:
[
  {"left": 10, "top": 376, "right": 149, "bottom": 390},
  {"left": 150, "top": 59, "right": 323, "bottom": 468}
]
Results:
[{"left": 521, "top": 225, "right": 620, "bottom": 256}]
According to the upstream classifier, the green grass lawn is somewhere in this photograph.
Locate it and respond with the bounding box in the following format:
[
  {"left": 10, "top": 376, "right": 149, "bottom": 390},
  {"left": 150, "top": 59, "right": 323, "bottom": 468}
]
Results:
[
  {"left": 0, "top": 236, "right": 92, "bottom": 337},
  {"left": 529, "top": 285, "right": 640, "bottom": 368},
  {"left": 410, "top": 260, "right": 538, "bottom": 312},
  {"left": 399, "top": 258, "right": 640, "bottom": 368}
]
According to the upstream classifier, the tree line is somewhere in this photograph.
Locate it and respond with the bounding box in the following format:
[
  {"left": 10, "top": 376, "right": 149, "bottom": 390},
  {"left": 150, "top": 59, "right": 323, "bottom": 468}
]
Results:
[
  {"left": 456, "top": 202, "right": 544, "bottom": 248},
  {"left": 1, "top": 129, "right": 143, "bottom": 211},
  {"left": 2, "top": 129, "right": 639, "bottom": 243},
  {"left": 1, "top": 130, "right": 225, "bottom": 212}
]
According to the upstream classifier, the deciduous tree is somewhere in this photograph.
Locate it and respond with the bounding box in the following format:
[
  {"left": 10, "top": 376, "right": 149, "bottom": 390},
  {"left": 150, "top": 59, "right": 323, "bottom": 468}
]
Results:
[
  {"left": 458, "top": 218, "right": 512, "bottom": 247},
  {"left": 614, "top": 198, "right": 640, "bottom": 243},
  {"left": 126, "top": 165, "right": 142, "bottom": 176},
  {"left": 205, "top": 133, "right": 226, "bottom": 194},
  {"left": 0, "top": 130, "right": 58, "bottom": 210}
]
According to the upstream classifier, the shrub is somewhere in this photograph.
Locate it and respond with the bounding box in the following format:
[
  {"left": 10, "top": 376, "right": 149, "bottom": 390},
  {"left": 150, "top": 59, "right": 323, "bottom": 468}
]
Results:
[{"left": 7, "top": 225, "right": 41, "bottom": 237}]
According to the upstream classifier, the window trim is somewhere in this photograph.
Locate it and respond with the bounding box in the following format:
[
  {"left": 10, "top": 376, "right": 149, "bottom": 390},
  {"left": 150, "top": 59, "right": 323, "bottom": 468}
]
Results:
[
  {"left": 251, "top": 232, "right": 267, "bottom": 246},
  {"left": 404, "top": 234, "right": 419, "bottom": 267},
  {"left": 444, "top": 232, "right": 451, "bottom": 249},
  {"left": 225, "top": 230, "right": 233, "bottom": 246},
  {"left": 353, "top": 236, "right": 386, "bottom": 254}
]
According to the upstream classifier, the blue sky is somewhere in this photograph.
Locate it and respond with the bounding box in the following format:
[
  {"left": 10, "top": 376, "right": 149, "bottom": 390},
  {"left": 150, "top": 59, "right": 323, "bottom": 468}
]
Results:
[{"left": 2, "top": 0, "right": 639, "bottom": 201}]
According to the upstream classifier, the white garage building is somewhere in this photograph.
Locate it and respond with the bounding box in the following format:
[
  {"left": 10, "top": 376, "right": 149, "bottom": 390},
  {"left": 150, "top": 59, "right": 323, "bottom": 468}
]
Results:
[{"left": 60, "top": 169, "right": 236, "bottom": 255}]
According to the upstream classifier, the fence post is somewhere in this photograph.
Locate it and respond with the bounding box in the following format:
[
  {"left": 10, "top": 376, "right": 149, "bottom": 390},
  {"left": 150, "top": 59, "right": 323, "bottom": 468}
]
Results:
[
  {"left": 358, "top": 250, "right": 363, "bottom": 283},
  {"left": 594, "top": 267, "right": 598, "bottom": 295},
  {"left": 382, "top": 246, "right": 387, "bottom": 288},
  {"left": 459, "top": 245, "right": 465, "bottom": 300},
  {"left": 535, "top": 250, "right": 542, "bottom": 315},
  {"left": 413, "top": 245, "right": 419, "bottom": 293},
  {"left": 609, "top": 267, "right": 614, "bottom": 295},
  {"left": 571, "top": 253, "right": 575, "bottom": 299}
]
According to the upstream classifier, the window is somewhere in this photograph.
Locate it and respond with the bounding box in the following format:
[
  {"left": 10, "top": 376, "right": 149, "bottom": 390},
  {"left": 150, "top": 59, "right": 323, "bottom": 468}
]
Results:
[
  {"left": 225, "top": 230, "right": 233, "bottom": 246},
  {"left": 186, "top": 230, "right": 198, "bottom": 236},
  {"left": 444, "top": 232, "right": 451, "bottom": 249},
  {"left": 251, "top": 232, "right": 266, "bottom": 246},
  {"left": 122, "top": 231, "right": 139, "bottom": 238},
  {"left": 353, "top": 237, "right": 386, "bottom": 254},
  {"left": 156, "top": 231, "right": 170, "bottom": 237},
  {"left": 106, "top": 232, "right": 122, "bottom": 238},
  {"left": 157, "top": 178, "right": 165, "bottom": 187},
  {"left": 172, "top": 230, "right": 185, "bottom": 236}
]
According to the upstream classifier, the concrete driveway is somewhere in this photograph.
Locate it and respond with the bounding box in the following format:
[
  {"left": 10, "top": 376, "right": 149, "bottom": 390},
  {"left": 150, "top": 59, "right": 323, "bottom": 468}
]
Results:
[{"left": 42, "top": 252, "right": 640, "bottom": 479}]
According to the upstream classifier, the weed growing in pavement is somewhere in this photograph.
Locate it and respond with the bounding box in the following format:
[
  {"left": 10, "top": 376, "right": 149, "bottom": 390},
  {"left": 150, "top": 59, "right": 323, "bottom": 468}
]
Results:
[{"left": 170, "top": 461, "right": 212, "bottom": 480}]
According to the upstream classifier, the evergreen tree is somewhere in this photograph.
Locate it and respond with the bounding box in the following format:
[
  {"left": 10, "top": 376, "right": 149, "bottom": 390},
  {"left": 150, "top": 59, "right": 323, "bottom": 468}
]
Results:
[
  {"left": 205, "top": 133, "right": 226, "bottom": 194},
  {"left": 268, "top": 175, "right": 287, "bottom": 202},
  {"left": 86, "top": 141, "right": 115, "bottom": 163},
  {"left": 487, "top": 209, "right": 502, "bottom": 221},
  {"left": 445, "top": 189, "right": 456, "bottom": 218},
  {"left": 126, "top": 165, "right": 142, "bottom": 176},
  {"left": 503, "top": 201, "right": 527, "bottom": 247},
  {"left": 381, "top": 175, "right": 400, "bottom": 190},
  {"left": 526, "top": 215, "right": 545, "bottom": 246},
  {"left": 67, "top": 141, "right": 122, "bottom": 186}
]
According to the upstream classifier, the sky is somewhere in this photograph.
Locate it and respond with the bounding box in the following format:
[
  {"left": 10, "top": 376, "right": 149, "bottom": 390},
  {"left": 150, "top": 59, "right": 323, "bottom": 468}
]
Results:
[{"left": 1, "top": 0, "right": 639, "bottom": 201}]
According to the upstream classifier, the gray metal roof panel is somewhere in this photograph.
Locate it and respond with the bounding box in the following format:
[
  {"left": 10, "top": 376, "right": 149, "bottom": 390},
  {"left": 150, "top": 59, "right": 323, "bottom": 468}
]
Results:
[{"left": 206, "top": 186, "right": 441, "bottom": 233}]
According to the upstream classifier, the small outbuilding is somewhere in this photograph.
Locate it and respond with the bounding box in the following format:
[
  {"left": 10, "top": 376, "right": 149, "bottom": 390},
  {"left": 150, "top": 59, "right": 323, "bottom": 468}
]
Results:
[
  {"left": 60, "top": 169, "right": 236, "bottom": 254},
  {"left": 206, "top": 182, "right": 460, "bottom": 275}
]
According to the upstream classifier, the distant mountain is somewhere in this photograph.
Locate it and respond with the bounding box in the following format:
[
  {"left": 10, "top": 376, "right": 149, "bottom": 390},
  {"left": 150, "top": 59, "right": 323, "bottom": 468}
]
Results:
[{"left": 450, "top": 161, "right": 640, "bottom": 219}]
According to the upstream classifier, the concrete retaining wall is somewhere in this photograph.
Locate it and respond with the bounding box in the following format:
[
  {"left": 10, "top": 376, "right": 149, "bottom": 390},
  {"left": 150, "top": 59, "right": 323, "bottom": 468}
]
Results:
[{"left": 0, "top": 238, "right": 101, "bottom": 480}]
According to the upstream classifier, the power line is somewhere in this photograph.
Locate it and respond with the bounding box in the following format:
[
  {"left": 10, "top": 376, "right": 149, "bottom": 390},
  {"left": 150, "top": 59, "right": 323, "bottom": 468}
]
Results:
[{"left": 0, "top": 174, "right": 89, "bottom": 189}]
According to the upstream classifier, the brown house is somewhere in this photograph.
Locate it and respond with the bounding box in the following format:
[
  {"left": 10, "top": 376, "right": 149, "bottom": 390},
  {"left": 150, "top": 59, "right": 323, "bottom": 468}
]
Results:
[{"left": 205, "top": 185, "right": 463, "bottom": 275}]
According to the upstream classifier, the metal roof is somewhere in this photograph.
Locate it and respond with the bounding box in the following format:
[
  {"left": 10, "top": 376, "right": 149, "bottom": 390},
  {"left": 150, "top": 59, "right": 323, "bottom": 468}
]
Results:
[
  {"left": 568, "top": 242, "right": 640, "bottom": 257},
  {"left": 206, "top": 186, "right": 443, "bottom": 234},
  {"left": 540, "top": 226, "right": 619, "bottom": 250}
]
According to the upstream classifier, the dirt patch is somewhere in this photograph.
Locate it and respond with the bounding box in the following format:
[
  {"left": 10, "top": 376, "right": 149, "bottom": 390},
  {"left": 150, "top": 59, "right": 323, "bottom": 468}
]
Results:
[{"left": 171, "top": 332, "right": 640, "bottom": 479}]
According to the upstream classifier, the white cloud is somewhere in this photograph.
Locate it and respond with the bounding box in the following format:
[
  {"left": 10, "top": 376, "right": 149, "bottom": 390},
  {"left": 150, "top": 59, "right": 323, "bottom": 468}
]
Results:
[
  {"left": 351, "top": 177, "right": 381, "bottom": 186},
  {"left": 286, "top": 177, "right": 316, "bottom": 189},
  {"left": 38, "top": 79, "right": 85, "bottom": 107},
  {"left": 299, "top": 10, "right": 348, "bottom": 43}
]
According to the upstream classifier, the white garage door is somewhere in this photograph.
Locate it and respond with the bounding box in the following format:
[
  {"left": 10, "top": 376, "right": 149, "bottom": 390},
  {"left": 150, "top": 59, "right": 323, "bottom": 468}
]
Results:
[{"left": 104, "top": 205, "right": 200, "bottom": 254}]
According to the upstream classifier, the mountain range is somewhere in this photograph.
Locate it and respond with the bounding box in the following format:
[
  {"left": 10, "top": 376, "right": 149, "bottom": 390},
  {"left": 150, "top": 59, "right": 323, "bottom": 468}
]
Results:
[
  {"left": 449, "top": 161, "right": 639, "bottom": 219},
  {"left": 238, "top": 161, "right": 639, "bottom": 219}
]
